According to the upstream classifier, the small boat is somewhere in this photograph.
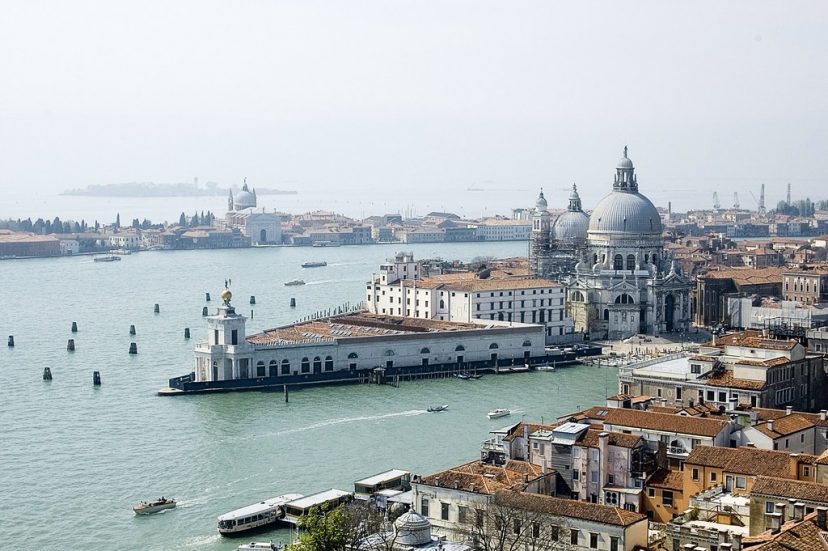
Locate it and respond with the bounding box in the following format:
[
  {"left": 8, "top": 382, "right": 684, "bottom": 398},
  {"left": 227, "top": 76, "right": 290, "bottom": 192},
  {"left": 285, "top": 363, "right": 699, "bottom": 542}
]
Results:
[
  {"left": 133, "top": 497, "right": 176, "bottom": 515},
  {"left": 535, "top": 364, "right": 556, "bottom": 372},
  {"left": 236, "top": 542, "right": 282, "bottom": 551},
  {"left": 301, "top": 261, "right": 327, "bottom": 268},
  {"left": 487, "top": 409, "right": 511, "bottom": 419},
  {"left": 427, "top": 404, "right": 448, "bottom": 412},
  {"left": 454, "top": 373, "right": 470, "bottom": 380},
  {"left": 312, "top": 241, "right": 341, "bottom": 247},
  {"left": 94, "top": 256, "right": 121, "bottom": 263},
  {"left": 284, "top": 280, "right": 306, "bottom": 286},
  {"left": 467, "top": 374, "right": 483, "bottom": 380}
]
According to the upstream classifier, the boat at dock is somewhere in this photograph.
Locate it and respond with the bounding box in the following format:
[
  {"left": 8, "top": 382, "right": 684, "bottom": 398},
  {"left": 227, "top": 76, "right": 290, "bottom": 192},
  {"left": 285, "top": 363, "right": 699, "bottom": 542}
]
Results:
[
  {"left": 312, "top": 241, "right": 340, "bottom": 247},
  {"left": 94, "top": 255, "right": 122, "bottom": 262},
  {"left": 236, "top": 543, "right": 282, "bottom": 551},
  {"left": 218, "top": 493, "right": 304, "bottom": 535},
  {"left": 301, "top": 261, "right": 327, "bottom": 268},
  {"left": 133, "top": 497, "right": 176, "bottom": 515},
  {"left": 487, "top": 408, "right": 511, "bottom": 419},
  {"left": 427, "top": 404, "right": 448, "bottom": 412},
  {"left": 284, "top": 280, "right": 305, "bottom": 286},
  {"left": 454, "top": 373, "right": 469, "bottom": 380}
]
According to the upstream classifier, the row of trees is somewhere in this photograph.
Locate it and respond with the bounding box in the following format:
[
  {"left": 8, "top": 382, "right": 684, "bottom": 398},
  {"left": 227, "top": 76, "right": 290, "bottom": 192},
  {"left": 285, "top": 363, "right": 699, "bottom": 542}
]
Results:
[
  {"left": 775, "top": 198, "right": 818, "bottom": 217},
  {"left": 177, "top": 211, "right": 217, "bottom": 227}
]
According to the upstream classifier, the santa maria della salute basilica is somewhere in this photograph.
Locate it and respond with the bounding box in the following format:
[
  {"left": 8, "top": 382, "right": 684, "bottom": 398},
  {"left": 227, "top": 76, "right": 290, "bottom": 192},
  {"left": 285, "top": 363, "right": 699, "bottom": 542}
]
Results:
[{"left": 531, "top": 147, "right": 692, "bottom": 340}]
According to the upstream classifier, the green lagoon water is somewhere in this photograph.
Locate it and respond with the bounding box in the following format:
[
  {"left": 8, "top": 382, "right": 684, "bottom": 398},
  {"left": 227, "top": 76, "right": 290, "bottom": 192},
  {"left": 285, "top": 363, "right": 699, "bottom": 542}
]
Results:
[{"left": 0, "top": 242, "right": 616, "bottom": 550}]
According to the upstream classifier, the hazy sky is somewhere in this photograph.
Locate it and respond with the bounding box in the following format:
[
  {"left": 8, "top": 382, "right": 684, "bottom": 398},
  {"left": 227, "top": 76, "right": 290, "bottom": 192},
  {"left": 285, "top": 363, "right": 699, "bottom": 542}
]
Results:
[{"left": 1, "top": 1, "right": 827, "bottom": 214}]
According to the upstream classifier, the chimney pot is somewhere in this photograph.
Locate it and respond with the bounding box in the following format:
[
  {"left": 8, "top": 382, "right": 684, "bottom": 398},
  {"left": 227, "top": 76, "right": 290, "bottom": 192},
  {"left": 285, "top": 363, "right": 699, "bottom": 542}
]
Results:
[
  {"left": 821, "top": 410, "right": 827, "bottom": 421},
  {"left": 786, "top": 406, "right": 793, "bottom": 416},
  {"left": 769, "top": 511, "right": 782, "bottom": 533},
  {"left": 732, "top": 533, "right": 742, "bottom": 551},
  {"left": 817, "top": 507, "right": 827, "bottom": 529},
  {"left": 768, "top": 420, "right": 774, "bottom": 432},
  {"left": 794, "top": 502, "right": 805, "bottom": 521}
]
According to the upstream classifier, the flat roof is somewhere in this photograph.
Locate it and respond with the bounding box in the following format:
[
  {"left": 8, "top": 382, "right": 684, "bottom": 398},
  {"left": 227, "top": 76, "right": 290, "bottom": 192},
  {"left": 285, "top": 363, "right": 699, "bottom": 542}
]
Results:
[
  {"left": 632, "top": 356, "right": 693, "bottom": 379},
  {"left": 286, "top": 489, "right": 351, "bottom": 509},
  {"left": 218, "top": 493, "right": 304, "bottom": 520},
  {"left": 355, "top": 469, "right": 410, "bottom": 487}
]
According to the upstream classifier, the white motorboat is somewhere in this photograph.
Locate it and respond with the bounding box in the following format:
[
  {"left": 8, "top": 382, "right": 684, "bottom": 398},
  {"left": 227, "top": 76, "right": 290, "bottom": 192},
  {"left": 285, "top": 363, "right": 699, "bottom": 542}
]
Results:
[
  {"left": 218, "top": 493, "right": 304, "bottom": 535},
  {"left": 284, "top": 280, "right": 305, "bottom": 286},
  {"left": 236, "top": 542, "right": 282, "bottom": 550},
  {"left": 301, "top": 261, "right": 327, "bottom": 268},
  {"left": 427, "top": 404, "right": 448, "bottom": 412},
  {"left": 133, "top": 497, "right": 176, "bottom": 515},
  {"left": 94, "top": 255, "right": 122, "bottom": 263},
  {"left": 487, "top": 408, "right": 511, "bottom": 419}
]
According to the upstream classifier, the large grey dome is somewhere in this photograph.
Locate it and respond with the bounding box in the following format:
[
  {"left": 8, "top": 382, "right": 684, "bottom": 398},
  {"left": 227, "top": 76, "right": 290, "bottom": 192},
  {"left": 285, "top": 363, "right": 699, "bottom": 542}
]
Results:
[
  {"left": 394, "top": 511, "right": 432, "bottom": 546},
  {"left": 588, "top": 191, "right": 663, "bottom": 237},
  {"left": 233, "top": 181, "right": 257, "bottom": 210},
  {"left": 553, "top": 210, "right": 589, "bottom": 241}
]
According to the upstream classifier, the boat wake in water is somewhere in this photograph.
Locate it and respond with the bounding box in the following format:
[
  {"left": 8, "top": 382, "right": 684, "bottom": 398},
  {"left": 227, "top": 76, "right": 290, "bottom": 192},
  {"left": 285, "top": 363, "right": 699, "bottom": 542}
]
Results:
[{"left": 246, "top": 409, "right": 428, "bottom": 441}]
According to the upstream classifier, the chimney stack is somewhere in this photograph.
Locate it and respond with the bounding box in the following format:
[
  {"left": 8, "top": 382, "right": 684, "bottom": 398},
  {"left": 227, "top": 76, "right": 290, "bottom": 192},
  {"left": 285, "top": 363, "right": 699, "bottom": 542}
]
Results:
[
  {"left": 787, "top": 499, "right": 798, "bottom": 521},
  {"left": 794, "top": 502, "right": 805, "bottom": 521},
  {"left": 769, "top": 511, "right": 782, "bottom": 533},
  {"left": 776, "top": 502, "right": 787, "bottom": 525},
  {"left": 768, "top": 419, "right": 774, "bottom": 433},
  {"left": 732, "top": 533, "right": 742, "bottom": 551},
  {"left": 786, "top": 406, "right": 793, "bottom": 416},
  {"left": 817, "top": 507, "right": 827, "bottom": 530},
  {"left": 820, "top": 410, "right": 827, "bottom": 421}
]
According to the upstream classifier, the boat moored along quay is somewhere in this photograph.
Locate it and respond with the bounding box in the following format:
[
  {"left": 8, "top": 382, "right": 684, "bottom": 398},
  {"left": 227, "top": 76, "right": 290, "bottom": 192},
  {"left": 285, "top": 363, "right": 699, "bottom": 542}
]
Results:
[
  {"left": 217, "top": 493, "right": 303, "bottom": 535},
  {"left": 159, "top": 286, "right": 598, "bottom": 395}
]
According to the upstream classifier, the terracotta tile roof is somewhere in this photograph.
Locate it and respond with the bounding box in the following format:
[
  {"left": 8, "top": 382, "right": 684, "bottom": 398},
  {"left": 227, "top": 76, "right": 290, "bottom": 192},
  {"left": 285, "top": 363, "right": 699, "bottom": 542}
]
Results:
[
  {"left": 493, "top": 490, "right": 647, "bottom": 527},
  {"left": 815, "top": 450, "right": 828, "bottom": 466},
  {"left": 743, "top": 511, "right": 828, "bottom": 551},
  {"left": 398, "top": 274, "right": 563, "bottom": 292},
  {"left": 684, "top": 446, "right": 816, "bottom": 478},
  {"left": 713, "top": 332, "right": 799, "bottom": 352},
  {"left": 700, "top": 267, "right": 785, "bottom": 286},
  {"left": 751, "top": 476, "right": 828, "bottom": 503},
  {"left": 419, "top": 460, "right": 542, "bottom": 495},
  {"left": 754, "top": 414, "right": 818, "bottom": 438},
  {"left": 578, "top": 429, "right": 642, "bottom": 449},
  {"left": 646, "top": 469, "right": 684, "bottom": 491},
  {"left": 703, "top": 370, "right": 767, "bottom": 390},
  {"left": 503, "top": 422, "right": 555, "bottom": 442},
  {"left": 603, "top": 408, "right": 728, "bottom": 437}
]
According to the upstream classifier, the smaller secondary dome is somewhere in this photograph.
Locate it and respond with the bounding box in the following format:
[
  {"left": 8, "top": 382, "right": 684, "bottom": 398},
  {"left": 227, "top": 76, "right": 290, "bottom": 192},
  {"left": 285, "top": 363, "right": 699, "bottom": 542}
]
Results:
[
  {"left": 394, "top": 511, "right": 432, "bottom": 546},
  {"left": 220, "top": 288, "right": 232, "bottom": 302},
  {"left": 535, "top": 189, "right": 548, "bottom": 210},
  {"left": 552, "top": 210, "right": 589, "bottom": 242}
]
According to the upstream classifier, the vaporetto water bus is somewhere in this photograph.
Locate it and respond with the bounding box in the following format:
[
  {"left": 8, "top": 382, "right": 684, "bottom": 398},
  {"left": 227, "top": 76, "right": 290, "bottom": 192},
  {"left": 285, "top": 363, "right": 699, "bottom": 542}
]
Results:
[{"left": 218, "top": 493, "right": 303, "bottom": 535}]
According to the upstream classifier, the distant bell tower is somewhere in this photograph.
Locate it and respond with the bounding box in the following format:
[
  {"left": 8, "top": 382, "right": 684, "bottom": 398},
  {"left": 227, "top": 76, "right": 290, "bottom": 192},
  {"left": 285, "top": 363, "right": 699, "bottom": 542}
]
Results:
[
  {"left": 531, "top": 189, "right": 551, "bottom": 277},
  {"left": 194, "top": 283, "right": 252, "bottom": 383}
]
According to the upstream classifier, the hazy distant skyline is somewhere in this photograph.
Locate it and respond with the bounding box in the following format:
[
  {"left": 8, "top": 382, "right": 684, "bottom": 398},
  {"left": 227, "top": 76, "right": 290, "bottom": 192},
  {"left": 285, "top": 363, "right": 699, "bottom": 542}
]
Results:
[{"left": 1, "top": 1, "right": 827, "bottom": 216}]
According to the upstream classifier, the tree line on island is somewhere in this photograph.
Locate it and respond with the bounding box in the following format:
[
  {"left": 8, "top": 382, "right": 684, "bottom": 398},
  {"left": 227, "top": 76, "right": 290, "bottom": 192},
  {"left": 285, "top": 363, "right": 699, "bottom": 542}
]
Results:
[{"left": 0, "top": 211, "right": 219, "bottom": 235}]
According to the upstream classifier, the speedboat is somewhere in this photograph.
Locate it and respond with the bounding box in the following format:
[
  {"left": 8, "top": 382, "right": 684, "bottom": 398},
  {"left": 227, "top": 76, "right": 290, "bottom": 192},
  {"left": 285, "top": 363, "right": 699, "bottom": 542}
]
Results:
[
  {"left": 454, "top": 373, "right": 470, "bottom": 380},
  {"left": 284, "top": 280, "right": 305, "bottom": 286},
  {"left": 94, "top": 256, "right": 121, "bottom": 262},
  {"left": 427, "top": 404, "right": 448, "bottom": 412},
  {"left": 133, "top": 497, "right": 176, "bottom": 515},
  {"left": 236, "top": 543, "right": 282, "bottom": 551},
  {"left": 301, "top": 261, "right": 327, "bottom": 268},
  {"left": 487, "top": 409, "right": 511, "bottom": 419}
]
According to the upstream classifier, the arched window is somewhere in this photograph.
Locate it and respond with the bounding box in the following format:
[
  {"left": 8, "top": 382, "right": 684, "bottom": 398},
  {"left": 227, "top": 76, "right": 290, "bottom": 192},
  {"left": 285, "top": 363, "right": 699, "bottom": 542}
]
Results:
[
  {"left": 384, "top": 349, "right": 395, "bottom": 356},
  {"left": 593, "top": 254, "right": 598, "bottom": 264},
  {"left": 313, "top": 356, "right": 322, "bottom": 372},
  {"left": 455, "top": 345, "right": 465, "bottom": 352},
  {"left": 439, "top": 299, "right": 445, "bottom": 309},
  {"left": 489, "top": 343, "right": 499, "bottom": 350},
  {"left": 613, "top": 254, "right": 624, "bottom": 270},
  {"left": 324, "top": 356, "right": 334, "bottom": 371},
  {"left": 522, "top": 339, "right": 532, "bottom": 347},
  {"left": 269, "top": 360, "right": 278, "bottom": 377},
  {"left": 256, "top": 361, "right": 266, "bottom": 377},
  {"left": 571, "top": 290, "right": 584, "bottom": 302},
  {"left": 645, "top": 254, "right": 650, "bottom": 263},
  {"left": 348, "top": 352, "right": 358, "bottom": 359},
  {"left": 652, "top": 254, "right": 658, "bottom": 265},
  {"left": 497, "top": 312, "right": 504, "bottom": 321},
  {"left": 603, "top": 309, "right": 609, "bottom": 321},
  {"left": 615, "top": 294, "right": 635, "bottom": 304},
  {"left": 281, "top": 359, "right": 290, "bottom": 375},
  {"left": 301, "top": 357, "right": 310, "bottom": 373},
  {"left": 626, "top": 254, "right": 635, "bottom": 271},
  {"left": 420, "top": 347, "right": 430, "bottom": 354}
]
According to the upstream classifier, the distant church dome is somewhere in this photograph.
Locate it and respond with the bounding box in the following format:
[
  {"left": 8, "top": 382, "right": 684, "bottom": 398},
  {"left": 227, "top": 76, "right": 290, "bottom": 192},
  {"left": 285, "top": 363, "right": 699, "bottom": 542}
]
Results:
[
  {"left": 535, "top": 189, "right": 548, "bottom": 210},
  {"left": 588, "top": 147, "right": 663, "bottom": 239},
  {"left": 233, "top": 180, "right": 257, "bottom": 210},
  {"left": 394, "top": 511, "right": 432, "bottom": 546},
  {"left": 553, "top": 184, "right": 589, "bottom": 242}
]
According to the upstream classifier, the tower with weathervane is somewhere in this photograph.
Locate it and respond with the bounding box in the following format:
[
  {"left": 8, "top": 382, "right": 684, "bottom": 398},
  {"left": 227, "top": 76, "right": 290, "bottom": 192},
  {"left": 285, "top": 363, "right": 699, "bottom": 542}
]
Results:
[{"left": 194, "top": 283, "right": 253, "bottom": 383}]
